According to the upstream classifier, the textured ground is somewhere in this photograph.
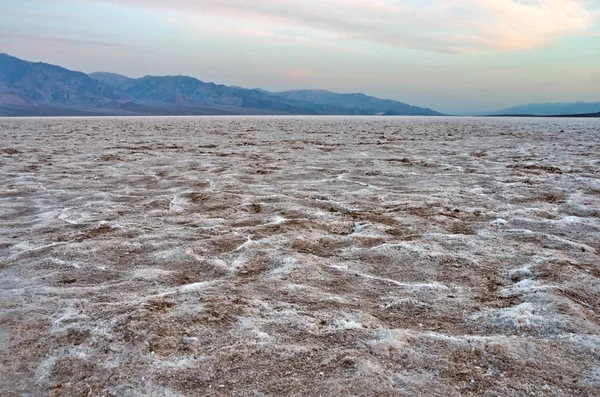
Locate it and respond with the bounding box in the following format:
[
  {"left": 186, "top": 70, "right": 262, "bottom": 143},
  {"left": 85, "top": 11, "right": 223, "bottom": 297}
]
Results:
[{"left": 0, "top": 116, "right": 599, "bottom": 396}]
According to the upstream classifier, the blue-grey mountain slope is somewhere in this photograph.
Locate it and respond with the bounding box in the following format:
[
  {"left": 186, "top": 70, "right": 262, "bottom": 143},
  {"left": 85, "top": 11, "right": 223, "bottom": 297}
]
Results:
[
  {"left": 269, "top": 89, "right": 442, "bottom": 116},
  {"left": 0, "top": 53, "right": 445, "bottom": 116},
  {"left": 88, "top": 72, "right": 136, "bottom": 89},
  {"left": 0, "top": 53, "right": 127, "bottom": 111},
  {"left": 489, "top": 102, "right": 600, "bottom": 116}
]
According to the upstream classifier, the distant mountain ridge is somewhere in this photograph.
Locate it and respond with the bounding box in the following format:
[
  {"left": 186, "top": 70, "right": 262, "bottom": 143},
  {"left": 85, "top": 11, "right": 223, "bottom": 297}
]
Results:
[
  {"left": 0, "top": 53, "right": 443, "bottom": 116},
  {"left": 266, "top": 89, "right": 440, "bottom": 116},
  {"left": 88, "top": 72, "right": 135, "bottom": 88},
  {"left": 488, "top": 102, "right": 600, "bottom": 116},
  {"left": 0, "top": 54, "right": 126, "bottom": 109}
]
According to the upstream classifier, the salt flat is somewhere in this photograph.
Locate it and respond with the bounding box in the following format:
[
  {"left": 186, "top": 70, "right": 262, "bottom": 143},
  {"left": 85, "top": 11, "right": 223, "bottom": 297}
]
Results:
[{"left": 0, "top": 116, "right": 599, "bottom": 396}]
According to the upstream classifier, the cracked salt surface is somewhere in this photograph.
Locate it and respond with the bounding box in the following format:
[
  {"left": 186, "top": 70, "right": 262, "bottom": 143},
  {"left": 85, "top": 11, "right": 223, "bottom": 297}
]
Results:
[{"left": 0, "top": 116, "right": 599, "bottom": 396}]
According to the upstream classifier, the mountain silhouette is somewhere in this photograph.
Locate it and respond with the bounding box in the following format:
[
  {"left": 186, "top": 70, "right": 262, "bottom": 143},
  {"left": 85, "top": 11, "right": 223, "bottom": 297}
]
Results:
[{"left": 1, "top": 54, "right": 443, "bottom": 116}]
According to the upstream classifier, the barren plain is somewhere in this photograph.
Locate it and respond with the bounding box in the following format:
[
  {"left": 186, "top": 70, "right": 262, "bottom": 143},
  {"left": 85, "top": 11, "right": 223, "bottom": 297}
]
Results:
[{"left": 0, "top": 116, "right": 599, "bottom": 396}]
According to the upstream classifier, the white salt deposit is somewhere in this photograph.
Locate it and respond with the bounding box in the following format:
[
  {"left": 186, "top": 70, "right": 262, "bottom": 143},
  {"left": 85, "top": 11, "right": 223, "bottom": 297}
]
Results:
[{"left": 0, "top": 116, "right": 599, "bottom": 396}]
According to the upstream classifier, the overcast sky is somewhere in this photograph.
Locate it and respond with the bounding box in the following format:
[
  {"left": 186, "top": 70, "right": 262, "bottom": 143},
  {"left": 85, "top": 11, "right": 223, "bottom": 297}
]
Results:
[{"left": 1, "top": 0, "right": 599, "bottom": 113}]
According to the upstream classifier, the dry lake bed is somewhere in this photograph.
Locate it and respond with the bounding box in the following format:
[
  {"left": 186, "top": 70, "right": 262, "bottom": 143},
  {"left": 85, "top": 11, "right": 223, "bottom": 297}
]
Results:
[{"left": 0, "top": 116, "right": 599, "bottom": 396}]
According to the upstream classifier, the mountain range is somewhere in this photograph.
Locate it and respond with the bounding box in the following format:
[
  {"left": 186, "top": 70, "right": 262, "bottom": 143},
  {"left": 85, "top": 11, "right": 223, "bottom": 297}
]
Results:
[
  {"left": 1, "top": 53, "right": 598, "bottom": 117},
  {"left": 0, "top": 53, "right": 442, "bottom": 117},
  {"left": 487, "top": 102, "right": 600, "bottom": 116}
]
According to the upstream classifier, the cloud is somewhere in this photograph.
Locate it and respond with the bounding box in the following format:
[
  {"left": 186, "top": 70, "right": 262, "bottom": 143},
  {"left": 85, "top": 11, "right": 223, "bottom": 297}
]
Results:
[
  {"left": 0, "top": 32, "right": 127, "bottom": 47},
  {"left": 280, "top": 68, "right": 316, "bottom": 79},
  {"left": 93, "top": 0, "right": 595, "bottom": 53}
]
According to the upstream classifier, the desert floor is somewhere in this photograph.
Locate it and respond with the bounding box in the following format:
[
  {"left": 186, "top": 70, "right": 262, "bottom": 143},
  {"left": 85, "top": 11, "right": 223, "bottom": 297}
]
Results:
[{"left": 1, "top": 116, "right": 599, "bottom": 396}]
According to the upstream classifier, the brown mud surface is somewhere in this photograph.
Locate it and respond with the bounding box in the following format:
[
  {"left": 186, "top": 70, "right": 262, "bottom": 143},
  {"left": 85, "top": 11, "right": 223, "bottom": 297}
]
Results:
[{"left": 0, "top": 116, "right": 599, "bottom": 396}]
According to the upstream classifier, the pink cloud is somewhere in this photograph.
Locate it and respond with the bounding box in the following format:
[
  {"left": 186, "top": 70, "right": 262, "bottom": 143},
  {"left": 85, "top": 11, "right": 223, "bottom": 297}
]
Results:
[
  {"left": 82, "top": 0, "right": 597, "bottom": 53},
  {"left": 0, "top": 33, "right": 126, "bottom": 47},
  {"left": 280, "top": 68, "right": 315, "bottom": 79}
]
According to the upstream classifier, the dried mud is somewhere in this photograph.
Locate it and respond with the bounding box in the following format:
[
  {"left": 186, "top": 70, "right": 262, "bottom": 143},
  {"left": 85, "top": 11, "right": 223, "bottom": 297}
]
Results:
[{"left": 0, "top": 116, "right": 599, "bottom": 396}]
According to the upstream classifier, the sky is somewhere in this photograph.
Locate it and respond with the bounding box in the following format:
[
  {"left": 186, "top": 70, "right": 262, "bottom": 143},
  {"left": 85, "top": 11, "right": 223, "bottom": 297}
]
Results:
[{"left": 0, "top": 0, "right": 599, "bottom": 114}]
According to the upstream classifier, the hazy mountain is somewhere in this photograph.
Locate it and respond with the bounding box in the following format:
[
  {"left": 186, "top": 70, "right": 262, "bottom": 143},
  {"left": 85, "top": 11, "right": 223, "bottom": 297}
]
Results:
[
  {"left": 94, "top": 74, "right": 365, "bottom": 115},
  {"left": 120, "top": 76, "right": 329, "bottom": 114},
  {"left": 270, "top": 89, "right": 442, "bottom": 116},
  {"left": 88, "top": 72, "right": 136, "bottom": 89},
  {"left": 489, "top": 102, "right": 600, "bottom": 116},
  {"left": 0, "top": 53, "right": 127, "bottom": 110},
  {"left": 555, "top": 111, "right": 600, "bottom": 118},
  {"left": 0, "top": 53, "right": 445, "bottom": 116}
]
